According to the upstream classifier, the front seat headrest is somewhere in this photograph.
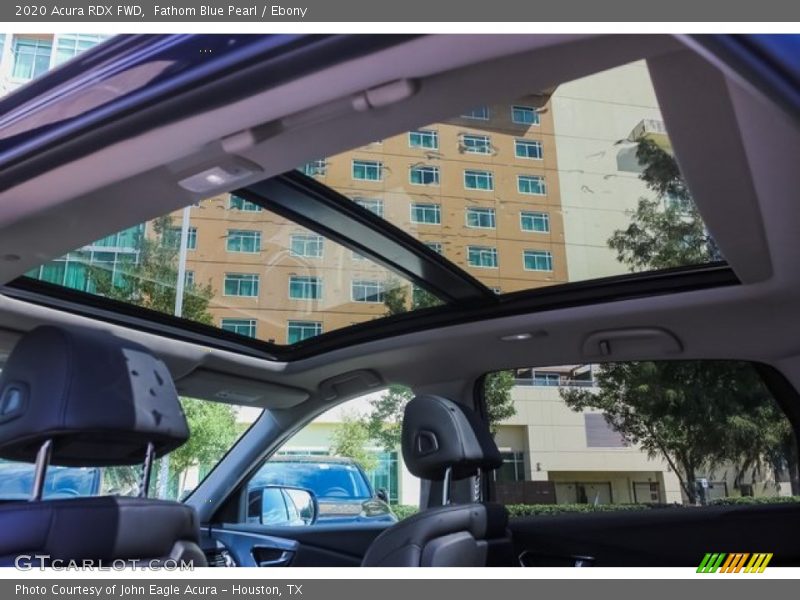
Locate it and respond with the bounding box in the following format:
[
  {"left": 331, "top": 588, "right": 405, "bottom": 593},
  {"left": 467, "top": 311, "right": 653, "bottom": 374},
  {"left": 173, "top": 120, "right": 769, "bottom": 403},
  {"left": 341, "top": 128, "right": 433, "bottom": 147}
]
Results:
[
  {"left": 401, "top": 395, "right": 502, "bottom": 481},
  {"left": 0, "top": 325, "right": 189, "bottom": 467}
]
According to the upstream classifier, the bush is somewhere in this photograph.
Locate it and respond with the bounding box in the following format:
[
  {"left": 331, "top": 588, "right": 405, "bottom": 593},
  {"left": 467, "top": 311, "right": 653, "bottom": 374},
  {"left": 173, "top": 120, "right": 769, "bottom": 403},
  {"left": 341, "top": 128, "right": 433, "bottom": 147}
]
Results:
[
  {"left": 707, "top": 495, "right": 800, "bottom": 507},
  {"left": 391, "top": 497, "right": 800, "bottom": 520},
  {"left": 504, "top": 503, "right": 660, "bottom": 517},
  {"left": 391, "top": 505, "right": 420, "bottom": 520}
]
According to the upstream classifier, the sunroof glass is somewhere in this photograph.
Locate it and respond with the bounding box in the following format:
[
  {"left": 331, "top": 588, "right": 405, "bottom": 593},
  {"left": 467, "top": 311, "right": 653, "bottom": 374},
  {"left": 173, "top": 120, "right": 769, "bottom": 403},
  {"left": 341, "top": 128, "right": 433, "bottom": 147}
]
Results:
[
  {"left": 24, "top": 193, "right": 443, "bottom": 346},
  {"left": 296, "top": 59, "right": 723, "bottom": 295}
]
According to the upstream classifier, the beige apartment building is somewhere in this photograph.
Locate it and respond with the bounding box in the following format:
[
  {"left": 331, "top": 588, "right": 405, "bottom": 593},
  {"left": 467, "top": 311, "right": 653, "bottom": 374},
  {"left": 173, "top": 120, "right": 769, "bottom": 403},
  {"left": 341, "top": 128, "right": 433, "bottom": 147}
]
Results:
[{"left": 8, "top": 37, "right": 786, "bottom": 506}]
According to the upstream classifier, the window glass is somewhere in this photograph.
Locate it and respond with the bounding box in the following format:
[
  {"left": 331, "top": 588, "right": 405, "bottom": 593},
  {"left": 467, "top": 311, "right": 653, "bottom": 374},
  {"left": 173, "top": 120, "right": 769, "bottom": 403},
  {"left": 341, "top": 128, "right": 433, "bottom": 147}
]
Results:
[
  {"left": 242, "top": 389, "right": 417, "bottom": 525},
  {"left": 297, "top": 61, "right": 721, "bottom": 297},
  {"left": 487, "top": 362, "right": 799, "bottom": 512},
  {"left": 11, "top": 37, "right": 52, "bottom": 80},
  {"left": 462, "top": 106, "right": 490, "bottom": 120},
  {"left": 26, "top": 197, "right": 440, "bottom": 346},
  {"left": 408, "top": 130, "right": 438, "bottom": 150}
]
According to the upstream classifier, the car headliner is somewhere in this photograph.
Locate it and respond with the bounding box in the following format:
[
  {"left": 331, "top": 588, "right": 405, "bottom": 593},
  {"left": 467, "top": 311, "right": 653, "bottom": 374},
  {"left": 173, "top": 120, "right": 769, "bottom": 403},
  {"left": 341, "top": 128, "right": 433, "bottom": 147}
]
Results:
[{"left": 0, "top": 33, "right": 797, "bottom": 421}]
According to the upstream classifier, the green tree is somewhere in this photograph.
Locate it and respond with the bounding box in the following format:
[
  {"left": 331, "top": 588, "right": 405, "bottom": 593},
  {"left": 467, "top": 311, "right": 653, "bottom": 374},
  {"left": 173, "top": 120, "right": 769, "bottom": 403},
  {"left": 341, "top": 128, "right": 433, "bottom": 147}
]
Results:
[
  {"left": 567, "top": 138, "right": 800, "bottom": 500},
  {"left": 561, "top": 361, "right": 783, "bottom": 504},
  {"left": 167, "top": 398, "right": 240, "bottom": 491},
  {"left": 89, "top": 215, "right": 214, "bottom": 325},
  {"left": 330, "top": 414, "right": 378, "bottom": 472}
]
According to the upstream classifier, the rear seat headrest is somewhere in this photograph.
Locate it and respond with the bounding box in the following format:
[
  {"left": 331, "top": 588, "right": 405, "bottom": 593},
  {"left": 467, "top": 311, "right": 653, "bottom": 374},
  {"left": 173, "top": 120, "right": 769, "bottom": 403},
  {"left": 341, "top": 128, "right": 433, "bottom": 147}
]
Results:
[
  {"left": 0, "top": 325, "right": 189, "bottom": 467},
  {"left": 401, "top": 395, "right": 502, "bottom": 481}
]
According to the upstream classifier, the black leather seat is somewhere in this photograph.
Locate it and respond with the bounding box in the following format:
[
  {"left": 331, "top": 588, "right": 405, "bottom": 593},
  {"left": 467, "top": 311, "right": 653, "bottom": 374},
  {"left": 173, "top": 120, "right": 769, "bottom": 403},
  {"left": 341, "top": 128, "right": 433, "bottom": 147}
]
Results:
[
  {"left": 362, "top": 394, "right": 514, "bottom": 567},
  {"left": 0, "top": 325, "right": 206, "bottom": 566}
]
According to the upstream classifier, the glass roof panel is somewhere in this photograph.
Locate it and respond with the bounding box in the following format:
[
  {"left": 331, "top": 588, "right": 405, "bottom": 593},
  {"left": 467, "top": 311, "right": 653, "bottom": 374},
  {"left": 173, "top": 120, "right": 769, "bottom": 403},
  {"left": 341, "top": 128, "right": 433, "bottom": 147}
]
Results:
[{"left": 296, "top": 60, "right": 722, "bottom": 296}]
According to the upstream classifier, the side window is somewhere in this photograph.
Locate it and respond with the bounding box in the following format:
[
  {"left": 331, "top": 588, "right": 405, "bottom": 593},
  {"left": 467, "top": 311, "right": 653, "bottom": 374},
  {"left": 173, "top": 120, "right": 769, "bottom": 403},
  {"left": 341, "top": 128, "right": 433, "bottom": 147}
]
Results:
[
  {"left": 486, "top": 362, "right": 799, "bottom": 514},
  {"left": 243, "top": 388, "right": 421, "bottom": 526}
]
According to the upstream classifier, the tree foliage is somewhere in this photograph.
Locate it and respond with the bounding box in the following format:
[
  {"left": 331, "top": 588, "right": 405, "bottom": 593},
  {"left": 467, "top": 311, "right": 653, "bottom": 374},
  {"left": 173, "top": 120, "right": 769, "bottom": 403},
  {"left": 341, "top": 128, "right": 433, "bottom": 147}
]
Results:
[
  {"left": 567, "top": 138, "right": 800, "bottom": 500},
  {"left": 330, "top": 415, "right": 378, "bottom": 472},
  {"left": 89, "top": 215, "right": 214, "bottom": 324},
  {"left": 607, "top": 139, "right": 719, "bottom": 271},
  {"left": 561, "top": 362, "right": 793, "bottom": 503},
  {"left": 168, "top": 398, "right": 240, "bottom": 487}
]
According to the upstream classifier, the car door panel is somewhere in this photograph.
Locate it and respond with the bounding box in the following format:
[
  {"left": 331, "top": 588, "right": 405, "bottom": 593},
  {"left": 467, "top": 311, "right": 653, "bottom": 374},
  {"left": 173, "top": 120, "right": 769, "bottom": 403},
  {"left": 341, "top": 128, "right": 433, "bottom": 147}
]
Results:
[
  {"left": 509, "top": 503, "right": 800, "bottom": 567},
  {"left": 208, "top": 522, "right": 390, "bottom": 567}
]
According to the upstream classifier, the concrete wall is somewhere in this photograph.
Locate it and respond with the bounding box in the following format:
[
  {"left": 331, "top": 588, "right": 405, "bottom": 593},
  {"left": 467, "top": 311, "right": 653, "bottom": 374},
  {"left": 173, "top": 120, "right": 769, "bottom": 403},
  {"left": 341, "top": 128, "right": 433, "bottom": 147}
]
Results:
[{"left": 551, "top": 60, "right": 664, "bottom": 282}]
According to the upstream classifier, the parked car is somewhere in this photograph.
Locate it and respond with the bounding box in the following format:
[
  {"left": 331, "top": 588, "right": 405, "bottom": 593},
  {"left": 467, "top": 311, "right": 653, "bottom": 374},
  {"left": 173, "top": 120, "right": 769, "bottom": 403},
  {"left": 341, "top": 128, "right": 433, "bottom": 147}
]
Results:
[{"left": 248, "top": 456, "right": 396, "bottom": 524}]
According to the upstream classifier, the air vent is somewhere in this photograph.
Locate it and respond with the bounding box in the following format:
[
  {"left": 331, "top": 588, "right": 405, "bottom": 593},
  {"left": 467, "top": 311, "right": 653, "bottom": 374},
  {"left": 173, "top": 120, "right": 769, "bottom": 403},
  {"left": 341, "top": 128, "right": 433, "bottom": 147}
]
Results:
[{"left": 205, "top": 548, "right": 235, "bottom": 567}]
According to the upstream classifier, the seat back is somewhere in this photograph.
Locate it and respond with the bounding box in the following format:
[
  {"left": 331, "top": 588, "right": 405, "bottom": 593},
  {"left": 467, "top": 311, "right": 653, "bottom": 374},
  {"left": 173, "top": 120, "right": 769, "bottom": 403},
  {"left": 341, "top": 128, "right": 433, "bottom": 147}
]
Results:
[
  {"left": 362, "top": 395, "right": 513, "bottom": 567},
  {"left": 0, "top": 325, "right": 206, "bottom": 566}
]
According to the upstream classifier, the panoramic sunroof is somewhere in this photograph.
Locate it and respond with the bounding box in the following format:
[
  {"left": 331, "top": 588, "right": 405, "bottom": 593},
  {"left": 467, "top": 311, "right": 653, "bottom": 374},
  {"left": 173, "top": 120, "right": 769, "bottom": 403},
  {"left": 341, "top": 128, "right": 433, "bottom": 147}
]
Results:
[
  {"left": 22, "top": 60, "right": 723, "bottom": 350},
  {"left": 296, "top": 60, "right": 722, "bottom": 295}
]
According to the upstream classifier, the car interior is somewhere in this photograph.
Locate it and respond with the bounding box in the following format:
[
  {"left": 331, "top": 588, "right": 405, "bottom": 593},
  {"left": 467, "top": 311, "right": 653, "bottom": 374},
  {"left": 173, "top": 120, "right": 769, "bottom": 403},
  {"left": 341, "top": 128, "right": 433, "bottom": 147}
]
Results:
[{"left": 1, "top": 33, "right": 800, "bottom": 567}]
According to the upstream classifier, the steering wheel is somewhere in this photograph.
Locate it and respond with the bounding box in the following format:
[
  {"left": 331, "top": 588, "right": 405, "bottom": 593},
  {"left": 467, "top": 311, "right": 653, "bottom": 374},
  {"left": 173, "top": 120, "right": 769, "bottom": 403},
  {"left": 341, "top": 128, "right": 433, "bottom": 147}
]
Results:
[
  {"left": 55, "top": 488, "right": 81, "bottom": 497},
  {"left": 322, "top": 487, "right": 349, "bottom": 497}
]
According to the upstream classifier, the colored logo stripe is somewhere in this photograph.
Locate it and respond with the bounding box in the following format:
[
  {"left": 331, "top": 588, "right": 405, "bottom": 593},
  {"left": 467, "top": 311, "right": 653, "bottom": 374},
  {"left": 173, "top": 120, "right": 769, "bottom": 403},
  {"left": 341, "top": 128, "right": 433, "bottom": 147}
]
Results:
[{"left": 697, "top": 553, "right": 772, "bottom": 573}]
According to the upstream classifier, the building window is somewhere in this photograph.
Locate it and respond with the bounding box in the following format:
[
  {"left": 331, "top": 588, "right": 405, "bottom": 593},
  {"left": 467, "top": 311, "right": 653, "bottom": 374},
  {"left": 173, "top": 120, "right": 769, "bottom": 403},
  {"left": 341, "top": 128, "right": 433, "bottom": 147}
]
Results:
[
  {"left": 184, "top": 271, "right": 195, "bottom": 287},
  {"left": 352, "top": 160, "right": 383, "bottom": 181},
  {"left": 287, "top": 321, "right": 323, "bottom": 344},
  {"left": 520, "top": 211, "right": 550, "bottom": 233},
  {"left": 12, "top": 37, "right": 52, "bottom": 80},
  {"left": 221, "top": 318, "right": 257, "bottom": 338},
  {"left": 352, "top": 280, "right": 385, "bottom": 303},
  {"left": 228, "top": 195, "right": 262, "bottom": 212},
  {"left": 511, "top": 105, "right": 540, "bottom": 125},
  {"left": 410, "top": 203, "right": 441, "bottom": 225},
  {"left": 354, "top": 198, "right": 384, "bottom": 217},
  {"left": 352, "top": 251, "right": 368, "bottom": 261},
  {"left": 515, "top": 139, "right": 543, "bottom": 159},
  {"left": 409, "top": 165, "right": 440, "bottom": 186},
  {"left": 467, "top": 246, "right": 498, "bottom": 268},
  {"left": 466, "top": 207, "right": 496, "bottom": 229},
  {"left": 165, "top": 227, "right": 197, "bottom": 250},
  {"left": 464, "top": 170, "right": 494, "bottom": 191},
  {"left": 223, "top": 273, "right": 259, "bottom": 297},
  {"left": 301, "top": 160, "right": 326, "bottom": 177},
  {"left": 92, "top": 225, "right": 144, "bottom": 250},
  {"left": 408, "top": 130, "right": 438, "bottom": 150},
  {"left": 461, "top": 106, "right": 490, "bottom": 120},
  {"left": 461, "top": 134, "right": 491, "bottom": 155},
  {"left": 584, "top": 414, "right": 626, "bottom": 448},
  {"left": 53, "top": 34, "right": 105, "bottom": 66},
  {"left": 226, "top": 229, "right": 261, "bottom": 253},
  {"left": 518, "top": 175, "right": 546, "bottom": 195},
  {"left": 534, "top": 371, "right": 561, "bottom": 386},
  {"left": 523, "top": 250, "right": 553, "bottom": 271},
  {"left": 496, "top": 452, "right": 525, "bottom": 483},
  {"left": 424, "top": 242, "right": 443, "bottom": 254},
  {"left": 290, "top": 234, "right": 324, "bottom": 258},
  {"left": 289, "top": 276, "right": 322, "bottom": 300}
]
